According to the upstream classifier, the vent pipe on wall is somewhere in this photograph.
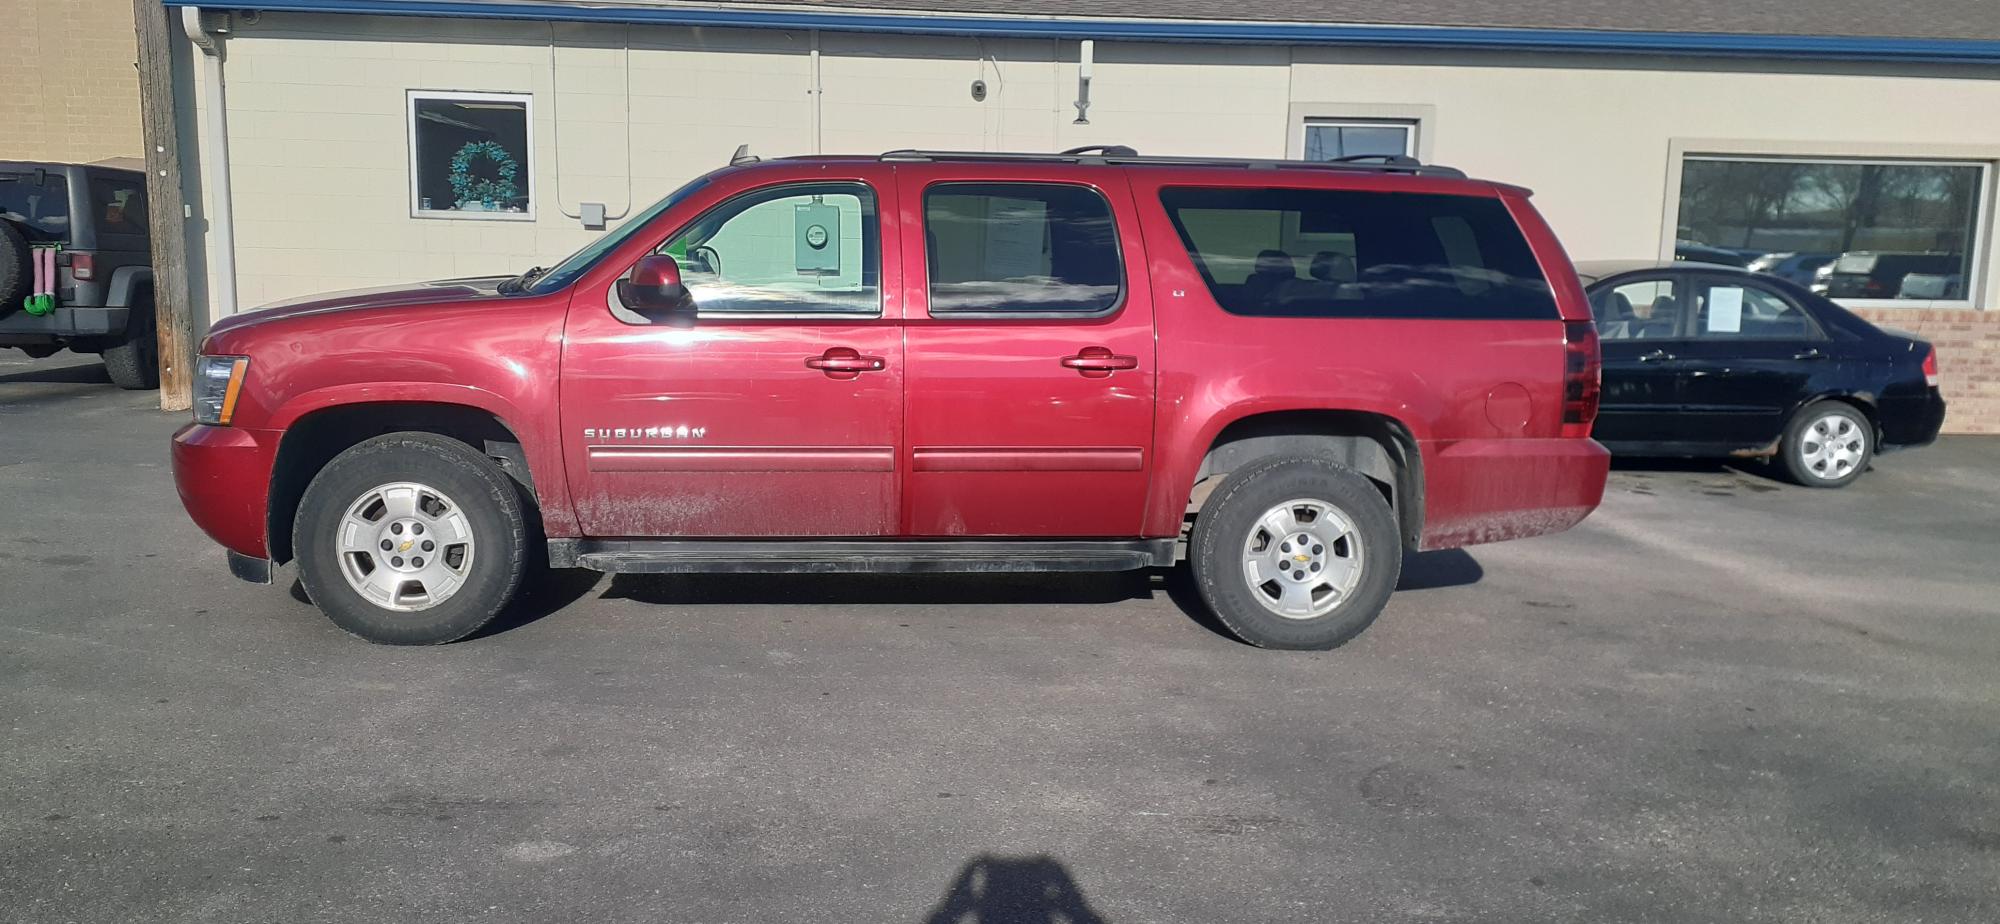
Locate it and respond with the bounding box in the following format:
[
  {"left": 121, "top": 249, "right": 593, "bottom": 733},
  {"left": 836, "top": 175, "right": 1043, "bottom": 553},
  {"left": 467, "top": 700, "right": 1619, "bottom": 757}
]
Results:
[{"left": 181, "top": 6, "right": 238, "bottom": 317}]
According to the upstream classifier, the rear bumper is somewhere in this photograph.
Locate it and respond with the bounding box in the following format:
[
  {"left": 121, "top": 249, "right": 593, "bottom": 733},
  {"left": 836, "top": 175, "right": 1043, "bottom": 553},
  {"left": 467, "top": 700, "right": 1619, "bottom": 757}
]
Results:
[
  {"left": 172, "top": 423, "right": 280, "bottom": 559},
  {"left": 1418, "top": 437, "right": 1610, "bottom": 550},
  {"left": 0, "top": 305, "right": 128, "bottom": 340},
  {"left": 1879, "top": 389, "right": 1947, "bottom": 449}
]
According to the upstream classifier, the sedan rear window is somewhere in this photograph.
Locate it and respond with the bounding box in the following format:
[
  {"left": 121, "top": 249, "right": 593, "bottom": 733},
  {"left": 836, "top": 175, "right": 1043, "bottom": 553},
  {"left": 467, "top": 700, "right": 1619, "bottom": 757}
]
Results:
[{"left": 1159, "top": 187, "right": 1556, "bottom": 319}]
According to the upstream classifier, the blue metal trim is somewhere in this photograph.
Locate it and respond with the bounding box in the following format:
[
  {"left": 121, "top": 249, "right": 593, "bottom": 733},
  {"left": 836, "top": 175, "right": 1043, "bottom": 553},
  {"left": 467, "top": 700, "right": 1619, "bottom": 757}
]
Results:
[{"left": 170, "top": 0, "right": 2000, "bottom": 64}]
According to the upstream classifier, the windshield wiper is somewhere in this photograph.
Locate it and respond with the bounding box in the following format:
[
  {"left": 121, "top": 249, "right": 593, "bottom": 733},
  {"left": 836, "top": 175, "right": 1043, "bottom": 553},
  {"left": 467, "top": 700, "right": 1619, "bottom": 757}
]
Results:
[{"left": 497, "top": 265, "right": 546, "bottom": 295}]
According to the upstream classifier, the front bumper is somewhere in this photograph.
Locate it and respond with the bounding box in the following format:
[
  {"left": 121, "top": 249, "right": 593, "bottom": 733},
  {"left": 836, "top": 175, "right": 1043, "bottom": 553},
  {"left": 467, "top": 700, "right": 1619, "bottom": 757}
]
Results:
[{"left": 172, "top": 423, "right": 281, "bottom": 560}]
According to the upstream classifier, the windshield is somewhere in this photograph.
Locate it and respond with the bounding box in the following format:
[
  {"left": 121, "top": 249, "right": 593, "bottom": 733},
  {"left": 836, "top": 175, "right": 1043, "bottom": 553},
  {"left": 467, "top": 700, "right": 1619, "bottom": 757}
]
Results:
[{"left": 523, "top": 175, "right": 713, "bottom": 295}]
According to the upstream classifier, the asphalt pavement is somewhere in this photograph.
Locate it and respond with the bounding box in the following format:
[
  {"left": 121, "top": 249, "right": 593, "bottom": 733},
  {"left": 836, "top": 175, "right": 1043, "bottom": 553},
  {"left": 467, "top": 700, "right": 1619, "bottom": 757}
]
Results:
[{"left": 3, "top": 351, "right": 1998, "bottom": 923}]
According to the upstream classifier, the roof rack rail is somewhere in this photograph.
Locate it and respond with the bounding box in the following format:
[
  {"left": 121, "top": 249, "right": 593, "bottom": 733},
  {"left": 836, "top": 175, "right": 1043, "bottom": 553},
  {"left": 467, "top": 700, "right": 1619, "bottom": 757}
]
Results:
[{"left": 876, "top": 147, "right": 1465, "bottom": 178}]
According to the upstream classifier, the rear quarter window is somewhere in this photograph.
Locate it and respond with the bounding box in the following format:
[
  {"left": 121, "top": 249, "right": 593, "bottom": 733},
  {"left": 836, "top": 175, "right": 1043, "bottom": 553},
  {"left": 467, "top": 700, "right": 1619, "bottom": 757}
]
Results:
[
  {"left": 0, "top": 172, "right": 72, "bottom": 241},
  {"left": 1159, "top": 186, "right": 1557, "bottom": 319}
]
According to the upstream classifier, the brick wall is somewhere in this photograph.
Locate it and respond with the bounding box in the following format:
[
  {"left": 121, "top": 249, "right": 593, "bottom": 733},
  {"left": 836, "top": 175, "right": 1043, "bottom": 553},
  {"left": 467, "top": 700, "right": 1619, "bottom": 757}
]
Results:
[
  {"left": 1851, "top": 309, "right": 2000, "bottom": 435},
  {"left": 0, "top": 0, "right": 143, "bottom": 164}
]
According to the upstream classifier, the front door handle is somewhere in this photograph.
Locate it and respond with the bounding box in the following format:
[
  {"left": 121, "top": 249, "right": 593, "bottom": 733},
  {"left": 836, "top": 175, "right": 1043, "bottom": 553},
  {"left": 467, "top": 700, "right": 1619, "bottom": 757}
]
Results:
[
  {"left": 1638, "top": 349, "right": 1676, "bottom": 363},
  {"left": 1793, "top": 348, "right": 1828, "bottom": 361},
  {"left": 805, "top": 347, "right": 886, "bottom": 379},
  {"left": 1060, "top": 346, "right": 1139, "bottom": 378}
]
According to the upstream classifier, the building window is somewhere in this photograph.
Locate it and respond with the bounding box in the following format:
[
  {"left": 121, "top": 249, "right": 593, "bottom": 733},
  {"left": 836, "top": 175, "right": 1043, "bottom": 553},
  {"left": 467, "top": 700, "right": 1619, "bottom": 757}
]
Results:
[
  {"left": 407, "top": 91, "right": 534, "bottom": 220},
  {"left": 1302, "top": 120, "right": 1416, "bottom": 161},
  {"left": 1676, "top": 155, "right": 1988, "bottom": 305}
]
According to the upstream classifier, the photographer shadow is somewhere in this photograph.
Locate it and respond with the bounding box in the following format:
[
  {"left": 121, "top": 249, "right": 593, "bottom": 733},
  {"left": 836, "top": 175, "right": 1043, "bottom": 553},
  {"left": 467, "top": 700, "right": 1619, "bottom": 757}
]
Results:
[{"left": 921, "top": 854, "right": 1109, "bottom": 924}]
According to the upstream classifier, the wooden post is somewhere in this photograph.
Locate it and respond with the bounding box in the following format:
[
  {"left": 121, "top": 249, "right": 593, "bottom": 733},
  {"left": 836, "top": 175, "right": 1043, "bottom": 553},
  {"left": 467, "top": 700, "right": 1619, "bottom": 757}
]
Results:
[{"left": 133, "top": 0, "right": 196, "bottom": 411}]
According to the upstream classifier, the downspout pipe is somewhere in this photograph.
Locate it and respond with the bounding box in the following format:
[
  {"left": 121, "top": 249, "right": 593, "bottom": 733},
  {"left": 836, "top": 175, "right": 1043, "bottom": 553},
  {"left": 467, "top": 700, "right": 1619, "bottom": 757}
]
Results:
[{"left": 181, "top": 7, "right": 238, "bottom": 318}]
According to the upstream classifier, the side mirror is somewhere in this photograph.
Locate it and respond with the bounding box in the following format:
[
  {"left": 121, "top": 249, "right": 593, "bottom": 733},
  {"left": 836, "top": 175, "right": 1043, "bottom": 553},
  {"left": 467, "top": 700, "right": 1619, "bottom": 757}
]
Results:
[{"left": 619, "top": 254, "right": 690, "bottom": 316}]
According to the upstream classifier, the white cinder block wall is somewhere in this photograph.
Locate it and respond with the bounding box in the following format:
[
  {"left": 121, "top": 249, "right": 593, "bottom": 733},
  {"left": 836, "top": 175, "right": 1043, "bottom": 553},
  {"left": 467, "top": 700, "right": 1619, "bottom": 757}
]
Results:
[{"left": 180, "top": 12, "right": 2000, "bottom": 316}]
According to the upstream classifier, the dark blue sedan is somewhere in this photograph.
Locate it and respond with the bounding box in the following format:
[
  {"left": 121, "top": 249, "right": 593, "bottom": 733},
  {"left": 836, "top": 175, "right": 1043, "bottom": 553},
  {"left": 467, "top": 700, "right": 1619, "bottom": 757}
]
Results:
[{"left": 1578, "top": 261, "right": 1946, "bottom": 488}]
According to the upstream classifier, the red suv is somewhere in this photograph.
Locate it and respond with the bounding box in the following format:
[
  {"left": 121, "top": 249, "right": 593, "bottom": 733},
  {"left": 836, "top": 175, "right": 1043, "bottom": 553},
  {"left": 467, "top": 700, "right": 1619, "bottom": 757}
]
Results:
[{"left": 172, "top": 147, "right": 1608, "bottom": 650}]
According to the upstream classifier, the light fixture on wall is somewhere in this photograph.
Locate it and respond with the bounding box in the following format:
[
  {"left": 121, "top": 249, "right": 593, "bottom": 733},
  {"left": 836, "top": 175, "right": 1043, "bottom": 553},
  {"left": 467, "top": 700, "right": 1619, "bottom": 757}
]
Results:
[
  {"left": 970, "top": 79, "right": 987, "bottom": 102},
  {"left": 1073, "top": 39, "right": 1093, "bottom": 125}
]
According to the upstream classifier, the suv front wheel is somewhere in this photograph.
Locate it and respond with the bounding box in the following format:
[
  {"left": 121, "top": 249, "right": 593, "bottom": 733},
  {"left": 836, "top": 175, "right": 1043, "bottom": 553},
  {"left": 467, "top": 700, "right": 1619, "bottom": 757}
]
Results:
[
  {"left": 1190, "top": 457, "right": 1402, "bottom": 650},
  {"left": 294, "top": 433, "right": 529, "bottom": 644}
]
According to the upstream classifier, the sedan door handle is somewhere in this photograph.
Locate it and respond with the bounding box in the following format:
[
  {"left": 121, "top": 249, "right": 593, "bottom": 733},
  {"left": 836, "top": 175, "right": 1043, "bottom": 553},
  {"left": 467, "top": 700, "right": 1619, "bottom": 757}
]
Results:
[
  {"left": 805, "top": 347, "right": 886, "bottom": 379},
  {"left": 1060, "top": 346, "right": 1139, "bottom": 378},
  {"left": 1638, "top": 349, "right": 1676, "bottom": 363},
  {"left": 1792, "top": 348, "right": 1828, "bottom": 361}
]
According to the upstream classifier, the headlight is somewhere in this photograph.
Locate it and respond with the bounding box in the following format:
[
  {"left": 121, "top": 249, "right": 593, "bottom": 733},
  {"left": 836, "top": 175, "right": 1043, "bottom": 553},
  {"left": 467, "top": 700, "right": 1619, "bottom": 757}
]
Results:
[{"left": 193, "top": 355, "right": 250, "bottom": 425}]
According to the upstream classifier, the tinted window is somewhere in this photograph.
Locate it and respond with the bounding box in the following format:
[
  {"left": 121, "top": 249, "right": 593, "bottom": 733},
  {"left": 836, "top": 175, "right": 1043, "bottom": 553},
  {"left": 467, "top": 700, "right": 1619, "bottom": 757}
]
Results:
[
  {"left": 1159, "top": 187, "right": 1556, "bottom": 319},
  {"left": 654, "top": 182, "right": 877, "bottom": 316},
  {"left": 90, "top": 175, "right": 147, "bottom": 236},
  {"left": 0, "top": 172, "right": 71, "bottom": 241},
  {"left": 1692, "top": 280, "right": 1821, "bottom": 340},
  {"left": 924, "top": 183, "right": 1122, "bottom": 315},
  {"left": 1591, "top": 277, "right": 1685, "bottom": 341}
]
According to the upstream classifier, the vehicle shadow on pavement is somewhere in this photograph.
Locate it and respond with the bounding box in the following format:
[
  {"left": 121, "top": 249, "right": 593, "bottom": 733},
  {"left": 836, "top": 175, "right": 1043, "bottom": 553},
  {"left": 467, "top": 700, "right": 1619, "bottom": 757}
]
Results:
[
  {"left": 1610, "top": 455, "right": 1787, "bottom": 486},
  {"left": 0, "top": 359, "right": 109, "bottom": 385},
  {"left": 920, "top": 853, "right": 1110, "bottom": 924}
]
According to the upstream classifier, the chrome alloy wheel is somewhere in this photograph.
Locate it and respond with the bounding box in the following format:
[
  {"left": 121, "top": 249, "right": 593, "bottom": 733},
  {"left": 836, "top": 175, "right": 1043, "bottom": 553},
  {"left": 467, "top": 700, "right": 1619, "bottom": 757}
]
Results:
[
  {"left": 334, "top": 481, "right": 476, "bottom": 612},
  {"left": 1799, "top": 411, "right": 1867, "bottom": 482},
  {"left": 1240, "top": 498, "right": 1364, "bottom": 620}
]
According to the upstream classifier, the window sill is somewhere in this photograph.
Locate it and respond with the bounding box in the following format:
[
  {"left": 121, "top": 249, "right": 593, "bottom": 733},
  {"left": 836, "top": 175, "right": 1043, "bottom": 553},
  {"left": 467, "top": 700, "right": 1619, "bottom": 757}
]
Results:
[
  {"left": 411, "top": 209, "right": 537, "bottom": 222},
  {"left": 1833, "top": 298, "right": 1980, "bottom": 311}
]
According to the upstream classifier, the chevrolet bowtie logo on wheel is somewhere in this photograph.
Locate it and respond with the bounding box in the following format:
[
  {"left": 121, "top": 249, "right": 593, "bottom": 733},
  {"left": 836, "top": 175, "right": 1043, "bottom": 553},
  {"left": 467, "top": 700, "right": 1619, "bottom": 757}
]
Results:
[{"left": 582, "top": 426, "right": 707, "bottom": 441}]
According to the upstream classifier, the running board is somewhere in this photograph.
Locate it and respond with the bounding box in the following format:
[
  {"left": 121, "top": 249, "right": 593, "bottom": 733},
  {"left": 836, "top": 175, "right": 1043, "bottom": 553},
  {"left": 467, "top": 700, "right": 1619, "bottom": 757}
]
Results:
[{"left": 548, "top": 539, "right": 1176, "bottom": 574}]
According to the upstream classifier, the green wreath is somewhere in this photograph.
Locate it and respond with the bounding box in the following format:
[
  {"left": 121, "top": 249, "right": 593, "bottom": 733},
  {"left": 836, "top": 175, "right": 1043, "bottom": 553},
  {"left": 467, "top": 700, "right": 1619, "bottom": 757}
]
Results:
[{"left": 448, "top": 140, "right": 520, "bottom": 210}]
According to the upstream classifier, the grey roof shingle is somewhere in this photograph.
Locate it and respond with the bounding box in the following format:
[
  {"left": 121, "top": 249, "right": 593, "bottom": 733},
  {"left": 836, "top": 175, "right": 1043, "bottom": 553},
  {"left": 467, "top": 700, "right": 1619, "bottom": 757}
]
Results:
[{"left": 706, "top": 0, "right": 2000, "bottom": 43}]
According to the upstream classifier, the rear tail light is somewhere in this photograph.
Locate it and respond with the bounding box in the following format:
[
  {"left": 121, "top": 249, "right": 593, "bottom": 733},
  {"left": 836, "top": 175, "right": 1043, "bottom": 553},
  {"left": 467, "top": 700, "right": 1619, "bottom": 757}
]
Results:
[
  {"left": 1561, "top": 320, "right": 1602, "bottom": 439},
  {"left": 1922, "top": 345, "right": 1940, "bottom": 387},
  {"left": 69, "top": 252, "right": 95, "bottom": 281}
]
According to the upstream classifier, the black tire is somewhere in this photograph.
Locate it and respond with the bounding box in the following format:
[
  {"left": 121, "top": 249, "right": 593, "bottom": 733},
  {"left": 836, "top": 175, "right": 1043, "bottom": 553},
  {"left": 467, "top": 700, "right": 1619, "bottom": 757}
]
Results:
[
  {"left": 293, "top": 433, "right": 530, "bottom": 644},
  {"left": 1189, "top": 456, "right": 1402, "bottom": 650},
  {"left": 1778, "top": 400, "right": 1872, "bottom": 488},
  {"left": 101, "top": 295, "right": 159, "bottom": 390},
  {"left": 0, "top": 221, "right": 28, "bottom": 315}
]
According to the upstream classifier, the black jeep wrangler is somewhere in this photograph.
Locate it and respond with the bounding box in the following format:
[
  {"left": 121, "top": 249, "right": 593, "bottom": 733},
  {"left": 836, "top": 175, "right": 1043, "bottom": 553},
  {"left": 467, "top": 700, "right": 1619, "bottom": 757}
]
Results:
[{"left": 0, "top": 162, "right": 158, "bottom": 389}]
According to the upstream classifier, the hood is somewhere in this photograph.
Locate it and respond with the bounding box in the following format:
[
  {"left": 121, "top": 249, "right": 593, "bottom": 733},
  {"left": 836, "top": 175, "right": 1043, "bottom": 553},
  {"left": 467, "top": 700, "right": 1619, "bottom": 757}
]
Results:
[{"left": 206, "top": 276, "right": 511, "bottom": 338}]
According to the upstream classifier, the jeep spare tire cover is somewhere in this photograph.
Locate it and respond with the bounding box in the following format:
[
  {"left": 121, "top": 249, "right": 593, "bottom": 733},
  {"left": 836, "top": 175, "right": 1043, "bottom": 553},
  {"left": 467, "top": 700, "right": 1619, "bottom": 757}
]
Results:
[{"left": 0, "top": 221, "right": 28, "bottom": 315}]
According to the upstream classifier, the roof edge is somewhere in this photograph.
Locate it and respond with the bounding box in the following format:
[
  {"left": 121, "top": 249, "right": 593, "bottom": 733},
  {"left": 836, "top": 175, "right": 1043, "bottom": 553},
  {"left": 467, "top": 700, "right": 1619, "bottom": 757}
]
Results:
[{"left": 169, "top": 0, "right": 2000, "bottom": 64}]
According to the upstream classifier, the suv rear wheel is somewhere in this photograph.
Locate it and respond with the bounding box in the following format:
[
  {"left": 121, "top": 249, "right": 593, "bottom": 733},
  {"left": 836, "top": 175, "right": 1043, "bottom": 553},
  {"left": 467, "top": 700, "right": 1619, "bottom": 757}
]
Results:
[
  {"left": 294, "top": 433, "right": 528, "bottom": 644},
  {"left": 1190, "top": 457, "right": 1401, "bottom": 650},
  {"left": 101, "top": 294, "right": 159, "bottom": 390}
]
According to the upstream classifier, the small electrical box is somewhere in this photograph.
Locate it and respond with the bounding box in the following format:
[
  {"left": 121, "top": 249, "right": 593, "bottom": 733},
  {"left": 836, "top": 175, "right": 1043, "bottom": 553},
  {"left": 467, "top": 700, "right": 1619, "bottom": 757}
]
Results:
[
  {"left": 580, "top": 202, "right": 607, "bottom": 230},
  {"left": 794, "top": 201, "right": 840, "bottom": 276}
]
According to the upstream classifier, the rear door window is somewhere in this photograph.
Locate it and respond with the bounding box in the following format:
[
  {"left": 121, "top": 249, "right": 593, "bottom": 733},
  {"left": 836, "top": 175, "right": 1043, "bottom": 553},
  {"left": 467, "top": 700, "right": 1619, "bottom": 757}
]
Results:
[
  {"left": 0, "top": 172, "right": 71, "bottom": 242},
  {"left": 1692, "top": 279, "right": 1823, "bottom": 340},
  {"left": 923, "top": 182, "right": 1122, "bottom": 316},
  {"left": 1158, "top": 186, "right": 1556, "bottom": 319}
]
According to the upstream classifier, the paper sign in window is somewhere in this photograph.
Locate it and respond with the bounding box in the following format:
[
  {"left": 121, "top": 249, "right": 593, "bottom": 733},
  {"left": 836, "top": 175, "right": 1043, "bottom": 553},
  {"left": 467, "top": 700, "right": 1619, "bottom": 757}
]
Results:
[{"left": 1707, "top": 287, "right": 1743, "bottom": 333}]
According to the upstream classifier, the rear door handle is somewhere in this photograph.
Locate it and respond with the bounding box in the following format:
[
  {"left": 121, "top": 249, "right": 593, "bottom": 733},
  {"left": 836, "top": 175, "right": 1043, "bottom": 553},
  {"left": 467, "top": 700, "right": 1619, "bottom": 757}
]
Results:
[
  {"left": 1638, "top": 349, "right": 1676, "bottom": 363},
  {"left": 805, "top": 347, "right": 886, "bottom": 379},
  {"left": 1060, "top": 346, "right": 1139, "bottom": 378},
  {"left": 1793, "top": 348, "right": 1828, "bottom": 361}
]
